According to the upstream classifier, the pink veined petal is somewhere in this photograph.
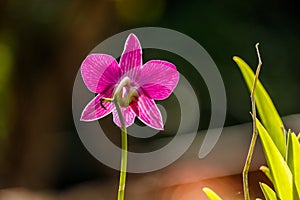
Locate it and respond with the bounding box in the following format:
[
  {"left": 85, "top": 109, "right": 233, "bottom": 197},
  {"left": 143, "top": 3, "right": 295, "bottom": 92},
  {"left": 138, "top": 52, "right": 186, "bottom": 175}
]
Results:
[
  {"left": 81, "top": 94, "right": 114, "bottom": 121},
  {"left": 131, "top": 94, "right": 164, "bottom": 130},
  {"left": 119, "top": 34, "right": 142, "bottom": 80},
  {"left": 81, "top": 54, "right": 120, "bottom": 93},
  {"left": 140, "top": 60, "right": 179, "bottom": 100},
  {"left": 112, "top": 106, "right": 136, "bottom": 128}
]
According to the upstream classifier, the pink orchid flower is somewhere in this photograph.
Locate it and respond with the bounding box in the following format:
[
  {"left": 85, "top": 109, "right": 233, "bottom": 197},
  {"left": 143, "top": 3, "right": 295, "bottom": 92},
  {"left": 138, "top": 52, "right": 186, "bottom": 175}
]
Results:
[{"left": 80, "top": 33, "right": 179, "bottom": 130}]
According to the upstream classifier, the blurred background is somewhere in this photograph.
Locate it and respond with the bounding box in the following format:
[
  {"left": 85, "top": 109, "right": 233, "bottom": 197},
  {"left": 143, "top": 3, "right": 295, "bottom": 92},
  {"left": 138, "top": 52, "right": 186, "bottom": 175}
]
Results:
[{"left": 0, "top": 0, "right": 299, "bottom": 198}]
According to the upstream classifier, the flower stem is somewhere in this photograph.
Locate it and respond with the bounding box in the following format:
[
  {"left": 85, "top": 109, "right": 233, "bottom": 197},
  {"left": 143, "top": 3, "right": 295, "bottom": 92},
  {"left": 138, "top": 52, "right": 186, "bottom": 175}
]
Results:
[
  {"left": 113, "top": 98, "right": 128, "bottom": 200},
  {"left": 118, "top": 128, "right": 127, "bottom": 200},
  {"left": 243, "top": 43, "right": 262, "bottom": 200}
]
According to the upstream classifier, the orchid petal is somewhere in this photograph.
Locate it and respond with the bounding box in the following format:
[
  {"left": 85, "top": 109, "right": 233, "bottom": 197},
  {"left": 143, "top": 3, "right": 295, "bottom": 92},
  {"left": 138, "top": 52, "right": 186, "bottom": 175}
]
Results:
[
  {"left": 81, "top": 54, "right": 120, "bottom": 93},
  {"left": 81, "top": 94, "right": 114, "bottom": 121},
  {"left": 131, "top": 94, "right": 163, "bottom": 130},
  {"left": 140, "top": 60, "right": 179, "bottom": 100},
  {"left": 119, "top": 34, "right": 142, "bottom": 80},
  {"left": 112, "top": 106, "right": 136, "bottom": 128}
]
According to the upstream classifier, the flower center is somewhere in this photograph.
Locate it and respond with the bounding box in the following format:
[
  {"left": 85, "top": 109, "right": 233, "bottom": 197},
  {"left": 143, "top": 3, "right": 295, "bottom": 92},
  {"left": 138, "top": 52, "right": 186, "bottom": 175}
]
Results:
[{"left": 114, "top": 77, "right": 139, "bottom": 108}]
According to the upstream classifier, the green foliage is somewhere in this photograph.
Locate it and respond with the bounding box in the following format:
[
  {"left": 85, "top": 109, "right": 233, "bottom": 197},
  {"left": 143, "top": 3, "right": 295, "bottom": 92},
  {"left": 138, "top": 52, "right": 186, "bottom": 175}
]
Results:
[
  {"left": 257, "top": 125, "right": 300, "bottom": 199},
  {"left": 203, "top": 187, "right": 222, "bottom": 200},
  {"left": 259, "top": 166, "right": 273, "bottom": 183},
  {"left": 286, "top": 130, "right": 300, "bottom": 197},
  {"left": 259, "top": 183, "right": 276, "bottom": 200},
  {"left": 257, "top": 119, "right": 293, "bottom": 199},
  {"left": 203, "top": 49, "right": 300, "bottom": 200},
  {"left": 237, "top": 57, "right": 300, "bottom": 199},
  {"left": 233, "top": 56, "right": 286, "bottom": 158}
]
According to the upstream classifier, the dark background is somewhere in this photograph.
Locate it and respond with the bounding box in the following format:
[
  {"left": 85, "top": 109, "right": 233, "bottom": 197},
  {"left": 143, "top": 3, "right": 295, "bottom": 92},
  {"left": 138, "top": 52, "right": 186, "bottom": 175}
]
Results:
[{"left": 0, "top": 0, "right": 299, "bottom": 192}]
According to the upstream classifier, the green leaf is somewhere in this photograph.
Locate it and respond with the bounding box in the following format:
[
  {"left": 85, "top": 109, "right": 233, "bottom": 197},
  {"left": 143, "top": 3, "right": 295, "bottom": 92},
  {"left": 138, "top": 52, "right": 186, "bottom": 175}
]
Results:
[
  {"left": 233, "top": 56, "right": 286, "bottom": 157},
  {"left": 287, "top": 130, "right": 300, "bottom": 198},
  {"left": 203, "top": 187, "right": 222, "bottom": 200},
  {"left": 259, "top": 183, "right": 277, "bottom": 200},
  {"left": 256, "top": 119, "right": 292, "bottom": 200},
  {"left": 259, "top": 166, "right": 273, "bottom": 183}
]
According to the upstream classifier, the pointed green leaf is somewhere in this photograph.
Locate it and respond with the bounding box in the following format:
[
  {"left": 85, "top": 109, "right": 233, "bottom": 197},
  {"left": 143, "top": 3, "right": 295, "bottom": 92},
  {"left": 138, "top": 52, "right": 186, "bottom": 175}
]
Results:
[
  {"left": 233, "top": 56, "right": 286, "bottom": 157},
  {"left": 287, "top": 131, "right": 300, "bottom": 198},
  {"left": 256, "top": 119, "right": 292, "bottom": 200},
  {"left": 203, "top": 187, "right": 223, "bottom": 200},
  {"left": 259, "top": 183, "right": 277, "bottom": 200},
  {"left": 259, "top": 166, "right": 273, "bottom": 183}
]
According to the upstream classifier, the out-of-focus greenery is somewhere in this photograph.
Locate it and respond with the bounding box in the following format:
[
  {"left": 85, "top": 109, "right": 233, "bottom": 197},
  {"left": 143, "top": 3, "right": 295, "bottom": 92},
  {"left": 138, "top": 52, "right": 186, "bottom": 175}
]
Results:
[
  {"left": 0, "top": 33, "right": 14, "bottom": 139},
  {"left": 0, "top": 32, "right": 15, "bottom": 179},
  {"left": 115, "top": 0, "right": 166, "bottom": 25}
]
